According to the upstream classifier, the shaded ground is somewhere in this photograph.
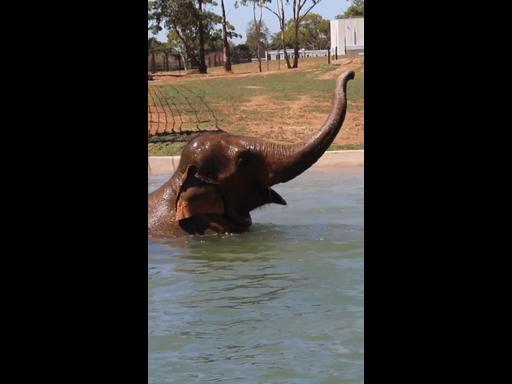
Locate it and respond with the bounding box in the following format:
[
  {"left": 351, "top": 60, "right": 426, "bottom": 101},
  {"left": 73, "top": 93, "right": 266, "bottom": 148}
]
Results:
[{"left": 148, "top": 56, "right": 364, "bottom": 155}]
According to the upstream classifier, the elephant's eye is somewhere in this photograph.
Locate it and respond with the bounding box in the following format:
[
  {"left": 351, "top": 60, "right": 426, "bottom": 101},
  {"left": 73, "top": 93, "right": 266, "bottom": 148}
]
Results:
[{"left": 237, "top": 156, "right": 249, "bottom": 169}]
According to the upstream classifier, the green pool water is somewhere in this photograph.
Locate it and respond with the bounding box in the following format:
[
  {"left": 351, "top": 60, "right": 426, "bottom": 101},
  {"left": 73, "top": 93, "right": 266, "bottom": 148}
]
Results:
[{"left": 148, "top": 167, "right": 364, "bottom": 383}]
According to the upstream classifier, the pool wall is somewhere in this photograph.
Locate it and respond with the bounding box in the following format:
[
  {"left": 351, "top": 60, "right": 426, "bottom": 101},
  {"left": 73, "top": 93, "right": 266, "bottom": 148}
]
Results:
[{"left": 148, "top": 150, "right": 364, "bottom": 174}]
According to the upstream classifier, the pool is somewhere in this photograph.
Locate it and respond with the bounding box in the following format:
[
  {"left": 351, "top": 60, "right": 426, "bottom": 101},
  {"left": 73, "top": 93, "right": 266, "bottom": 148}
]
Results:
[{"left": 148, "top": 166, "right": 364, "bottom": 383}]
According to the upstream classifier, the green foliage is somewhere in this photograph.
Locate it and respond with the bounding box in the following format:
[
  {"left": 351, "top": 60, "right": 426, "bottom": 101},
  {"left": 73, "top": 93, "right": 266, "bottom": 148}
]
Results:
[
  {"left": 234, "top": 0, "right": 270, "bottom": 8},
  {"left": 232, "top": 43, "right": 252, "bottom": 61},
  {"left": 336, "top": 0, "right": 364, "bottom": 19},
  {"left": 149, "top": 0, "right": 241, "bottom": 66},
  {"left": 149, "top": 1, "right": 200, "bottom": 48},
  {"left": 282, "top": 13, "right": 329, "bottom": 50},
  {"left": 268, "top": 32, "right": 283, "bottom": 50},
  {"left": 148, "top": 37, "right": 169, "bottom": 52},
  {"left": 245, "top": 20, "right": 270, "bottom": 58}
]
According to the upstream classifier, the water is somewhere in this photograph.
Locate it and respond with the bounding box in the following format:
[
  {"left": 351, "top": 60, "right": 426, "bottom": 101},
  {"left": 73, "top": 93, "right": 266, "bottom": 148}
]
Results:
[{"left": 148, "top": 167, "right": 364, "bottom": 384}]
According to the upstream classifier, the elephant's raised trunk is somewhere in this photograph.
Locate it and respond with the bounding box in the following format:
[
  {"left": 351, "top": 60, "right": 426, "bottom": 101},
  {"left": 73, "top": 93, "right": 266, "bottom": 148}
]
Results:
[{"left": 263, "top": 70, "right": 355, "bottom": 185}]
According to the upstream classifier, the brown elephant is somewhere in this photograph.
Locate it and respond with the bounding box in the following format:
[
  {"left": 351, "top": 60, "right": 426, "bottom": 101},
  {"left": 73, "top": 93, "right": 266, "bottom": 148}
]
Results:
[{"left": 148, "top": 70, "right": 355, "bottom": 237}]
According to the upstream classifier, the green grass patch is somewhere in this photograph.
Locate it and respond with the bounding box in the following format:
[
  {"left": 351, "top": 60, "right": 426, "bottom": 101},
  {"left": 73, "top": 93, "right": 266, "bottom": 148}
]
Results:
[
  {"left": 149, "top": 58, "right": 364, "bottom": 151},
  {"left": 148, "top": 142, "right": 186, "bottom": 156},
  {"left": 149, "top": 141, "right": 364, "bottom": 156},
  {"left": 328, "top": 143, "right": 364, "bottom": 151},
  {"left": 154, "top": 67, "right": 364, "bottom": 108}
]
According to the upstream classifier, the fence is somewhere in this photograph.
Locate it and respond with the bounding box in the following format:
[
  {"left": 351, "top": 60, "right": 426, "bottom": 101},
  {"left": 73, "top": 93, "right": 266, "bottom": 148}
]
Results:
[
  {"left": 148, "top": 51, "right": 253, "bottom": 73},
  {"left": 148, "top": 52, "right": 184, "bottom": 73},
  {"left": 148, "top": 84, "right": 222, "bottom": 140},
  {"left": 265, "top": 49, "right": 332, "bottom": 61}
]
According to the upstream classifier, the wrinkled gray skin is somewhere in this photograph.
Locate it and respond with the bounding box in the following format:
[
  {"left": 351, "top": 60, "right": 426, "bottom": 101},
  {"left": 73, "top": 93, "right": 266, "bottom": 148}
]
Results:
[{"left": 148, "top": 71, "right": 355, "bottom": 237}]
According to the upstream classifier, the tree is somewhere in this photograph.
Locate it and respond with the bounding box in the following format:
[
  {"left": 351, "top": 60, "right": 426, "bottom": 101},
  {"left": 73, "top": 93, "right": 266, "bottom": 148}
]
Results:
[
  {"left": 148, "top": 1, "right": 159, "bottom": 32},
  {"left": 245, "top": 20, "right": 270, "bottom": 60},
  {"left": 220, "top": 0, "right": 232, "bottom": 72},
  {"left": 167, "top": 31, "right": 192, "bottom": 70},
  {"left": 290, "top": 0, "right": 322, "bottom": 68},
  {"left": 252, "top": 0, "right": 265, "bottom": 72},
  {"left": 236, "top": 0, "right": 268, "bottom": 72},
  {"left": 148, "top": 37, "right": 167, "bottom": 52},
  {"left": 283, "top": 13, "right": 329, "bottom": 50},
  {"left": 268, "top": 32, "right": 285, "bottom": 50},
  {"left": 149, "top": 0, "right": 201, "bottom": 70},
  {"left": 197, "top": 0, "right": 207, "bottom": 73},
  {"left": 149, "top": 0, "right": 223, "bottom": 74},
  {"left": 232, "top": 43, "right": 252, "bottom": 63},
  {"left": 336, "top": 0, "right": 364, "bottom": 19},
  {"left": 264, "top": 0, "right": 292, "bottom": 68}
]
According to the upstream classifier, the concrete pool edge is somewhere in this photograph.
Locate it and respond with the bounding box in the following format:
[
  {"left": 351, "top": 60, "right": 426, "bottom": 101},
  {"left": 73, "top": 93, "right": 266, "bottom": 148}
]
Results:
[{"left": 149, "top": 150, "right": 364, "bottom": 174}]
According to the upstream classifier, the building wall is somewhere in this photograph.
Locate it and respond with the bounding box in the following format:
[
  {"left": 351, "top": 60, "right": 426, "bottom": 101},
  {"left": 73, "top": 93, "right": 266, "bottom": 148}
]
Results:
[{"left": 330, "top": 18, "right": 364, "bottom": 55}]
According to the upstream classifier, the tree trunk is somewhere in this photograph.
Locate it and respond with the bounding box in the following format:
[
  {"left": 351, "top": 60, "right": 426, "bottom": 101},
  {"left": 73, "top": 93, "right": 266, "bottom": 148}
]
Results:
[
  {"left": 221, "top": 0, "right": 232, "bottom": 72},
  {"left": 259, "top": 2, "right": 263, "bottom": 72},
  {"left": 173, "top": 26, "right": 198, "bottom": 71},
  {"left": 189, "top": 54, "right": 198, "bottom": 68},
  {"left": 289, "top": 0, "right": 321, "bottom": 69},
  {"left": 281, "top": 30, "right": 291, "bottom": 68},
  {"left": 197, "top": 0, "right": 207, "bottom": 74},
  {"left": 292, "top": 19, "right": 300, "bottom": 68},
  {"left": 151, "top": 52, "right": 156, "bottom": 73},
  {"left": 253, "top": 2, "right": 262, "bottom": 73},
  {"left": 279, "top": 0, "right": 292, "bottom": 69}
]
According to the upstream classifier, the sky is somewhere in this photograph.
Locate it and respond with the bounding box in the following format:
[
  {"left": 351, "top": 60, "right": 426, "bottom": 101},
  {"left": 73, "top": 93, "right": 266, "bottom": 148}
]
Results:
[{"left": 149, "top": 0, "right": 350, "bottom": 44}]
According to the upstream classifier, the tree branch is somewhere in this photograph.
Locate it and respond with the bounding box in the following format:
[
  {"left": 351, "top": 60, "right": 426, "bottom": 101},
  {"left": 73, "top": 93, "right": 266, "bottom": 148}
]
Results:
[
  {"left": 264, "top": 5, "right": 280, "bottom": 19},
  {"left": 298, "top": 0, "right": 321, "bottom": 22}
]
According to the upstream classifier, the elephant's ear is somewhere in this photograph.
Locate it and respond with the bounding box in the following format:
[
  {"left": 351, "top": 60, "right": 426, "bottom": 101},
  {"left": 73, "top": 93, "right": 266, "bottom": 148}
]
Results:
[
  {"left": 175, "top": 165, "right": 224, "bottom": 221},
  {"left": 176, "top": 165, "right": 196, "bottom": 193}
]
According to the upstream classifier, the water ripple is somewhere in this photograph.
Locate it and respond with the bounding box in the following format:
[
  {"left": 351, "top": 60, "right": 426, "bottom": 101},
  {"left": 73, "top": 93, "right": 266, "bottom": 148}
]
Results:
[{"left": 148, "top": 168, "right": 364, "bottom": 384}]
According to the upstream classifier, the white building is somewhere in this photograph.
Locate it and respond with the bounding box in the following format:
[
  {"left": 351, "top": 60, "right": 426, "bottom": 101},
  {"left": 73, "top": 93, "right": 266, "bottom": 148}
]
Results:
[{"left": 330, "top": 17, "right": 364, "bottom": 55}]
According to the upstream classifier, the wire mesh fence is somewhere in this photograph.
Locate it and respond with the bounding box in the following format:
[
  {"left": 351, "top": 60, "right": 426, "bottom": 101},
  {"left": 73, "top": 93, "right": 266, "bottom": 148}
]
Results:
[{"left": 148, "top": 84, "right": 222, "bottom": 141}]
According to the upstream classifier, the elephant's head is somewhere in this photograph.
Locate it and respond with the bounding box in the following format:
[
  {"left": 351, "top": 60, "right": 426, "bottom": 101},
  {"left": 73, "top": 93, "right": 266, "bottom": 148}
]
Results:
[{"left": 148, "top": 71, "right": 355, "bottom": 236}]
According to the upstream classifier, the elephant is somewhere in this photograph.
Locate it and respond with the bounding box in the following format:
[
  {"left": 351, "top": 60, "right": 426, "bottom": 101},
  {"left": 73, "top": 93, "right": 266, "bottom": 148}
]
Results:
[{"left": 148, "top": 70, "right": 355, "bottom": 237}]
